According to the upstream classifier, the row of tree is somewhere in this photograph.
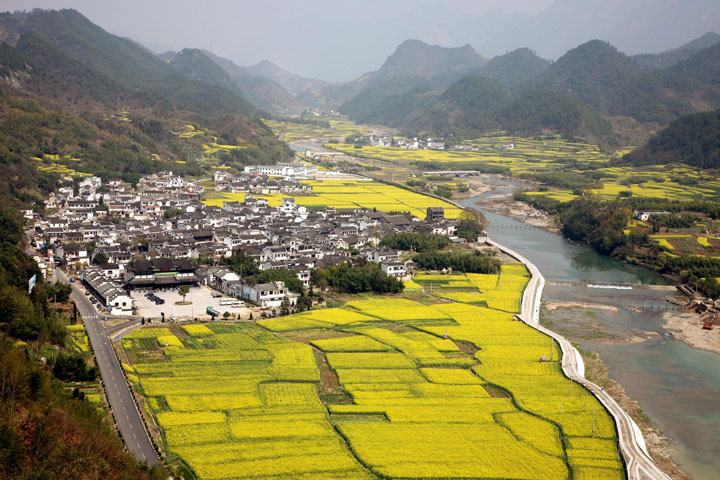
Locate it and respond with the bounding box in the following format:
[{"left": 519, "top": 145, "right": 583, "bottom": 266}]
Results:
[{"left": 414, "top": 250, "right": 501, "bottom": 274}]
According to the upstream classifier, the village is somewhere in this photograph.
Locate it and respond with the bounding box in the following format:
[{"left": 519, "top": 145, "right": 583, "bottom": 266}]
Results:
[{"left": 26, "top": 166, "right": 462, "bottom": 320}]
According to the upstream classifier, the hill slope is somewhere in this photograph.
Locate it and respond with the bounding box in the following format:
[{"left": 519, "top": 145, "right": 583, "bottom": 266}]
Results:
[
  {"left": 317, "top": 39, "right": 488, "bottom": 109},
  {"left": 632, "top": 32, "right": 720, "bottom": 71},
  {"left": 624, "top": 108, "right": 720, "bottom": 168},
  {"left": 199, "top": 51, "right": 300, "bottom": 112},
  {"left": 0, "top": 9, "right": 256, "bottom": 116},
  {"left": 241, "top": 60, "right": 329, "bottom": 96},
  {"left": 534, "top": 39, "right": 694, "bottom": 123},
  {"left": 480, "top": 48, "right": 551, "bottom": 86},
  {"left": 0, "top": 10, "right": 291, "bottom": 211}
]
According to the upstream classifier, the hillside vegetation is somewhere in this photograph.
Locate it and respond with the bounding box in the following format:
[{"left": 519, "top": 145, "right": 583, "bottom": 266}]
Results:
[
  {"left": 624, "top": 109, "right": 720, "bottom": 168},
  {"left": 0, "top": 10, "right": 291, "bottom": 211}
]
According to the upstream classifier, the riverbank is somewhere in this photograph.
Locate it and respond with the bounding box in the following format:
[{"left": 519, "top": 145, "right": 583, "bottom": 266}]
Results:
[
  {"left": 462, "top": 177, "right": 559, "bottom": 232},
  {"left": 663, "top": 311, "right": 720, "bottom": 355},
  {"left": 579, "top": 348, "right": 690, "bottom": 480}
]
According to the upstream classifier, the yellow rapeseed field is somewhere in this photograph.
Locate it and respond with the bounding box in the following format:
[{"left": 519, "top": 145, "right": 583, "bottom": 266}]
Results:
[{"left": 123, "top": 261, "right": 623, "bottom": 479}]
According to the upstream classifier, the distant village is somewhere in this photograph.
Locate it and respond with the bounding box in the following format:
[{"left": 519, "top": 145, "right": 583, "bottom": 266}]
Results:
[
  {"left": 353, "top": 135, "right": 515, "bottom": 152},
  {"left": 27, "top": 165, "right": 462, "bottom": 317}
]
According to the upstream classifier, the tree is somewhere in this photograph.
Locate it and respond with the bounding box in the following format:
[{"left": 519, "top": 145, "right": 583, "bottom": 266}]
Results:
[
  {"left": 46, "top": 281, "right": 72, "bottom": 303},
  {"left": 53, "top": 353, "right": 98, "bottom": 382},
  {"left": 178, "top": 285, "right": 190, "bottom": 302},
  {"left": 163, "top": 208, "right": 183, "bottom": 219},
  {"left": 253, "top": 269, "right": 303, "bottom": 293},
  {"left": 221, "top": 249, "right": 259, "bottom": 277},
  {"left": 92, "top": 252, "right": 108, "bottom": 266},
  {"left": 457, "top": 210, "right": 485, "bottom": 242}
]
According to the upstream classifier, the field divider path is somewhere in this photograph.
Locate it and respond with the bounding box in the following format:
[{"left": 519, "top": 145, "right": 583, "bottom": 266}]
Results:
[{"left": 487, "top": 239, "right": 671, "bottom": 480}]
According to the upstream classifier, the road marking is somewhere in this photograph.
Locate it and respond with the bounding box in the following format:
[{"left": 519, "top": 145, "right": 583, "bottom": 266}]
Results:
[{"left": 133, "top": 433, "right": 136, "bottom": 439}]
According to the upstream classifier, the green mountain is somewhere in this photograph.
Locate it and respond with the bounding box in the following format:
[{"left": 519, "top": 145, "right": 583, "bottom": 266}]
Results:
[
  {"left": 199, "top": 51, "right": 301, "bottom": 112},
  {"left": 480, "top": 48, "right": 551, "bottom": 86},
  {"left": 534, "top": 39, "right": 694, "bottom": 123},
  {"left": 495, "top": 90, "right": 613, "bottom": 140},
  {"left": 404, "top": 75, "right": 509, "bottom": 134},
  {"left": 632, "top": 32, "right": 720, "bottom": 71},
  {"left": 315, "top": 39, "right": 488, "bottom": 108},
  {"left": 0, "top": 9, "right": 256, "bottom": 116},
  {"left": 624, "top": 108, "right": 720, "bottom": 168},
  {"left": 403, "top": 77, "right": 612, "bottom": 143},
  {"left": 240, "top": 59, "right": 329, "bottom": 96},
  {"left": 0, "top": 10, "right": 290, "bottom": 210},
  {"left": 169, "top": 48, "right": 239, "bottom": 93},
  {"left": 0, "top": 32, "right": 127, "bottom": 110},
  {"left": 660, "top": 42, "right": 720, "bottom": 110},
  {"left": 369, "top": 39, "right": 487, "bottom": 85}
]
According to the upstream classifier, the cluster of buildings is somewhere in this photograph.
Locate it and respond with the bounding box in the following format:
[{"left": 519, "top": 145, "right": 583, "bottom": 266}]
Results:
[
  {"left": 29, "top": 169, "right": 464, "bottom": 314},
  {"left": 356, "top": 136, "right": 515, "bottom": 152}
]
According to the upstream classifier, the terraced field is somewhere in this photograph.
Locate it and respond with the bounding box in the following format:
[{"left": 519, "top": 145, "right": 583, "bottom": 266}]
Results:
[
  {"left": 122, "top": 263, "right": 624, "bottom": 480},
  {"left": 202, "top": 178, "right": 463, "bottom": 219}
]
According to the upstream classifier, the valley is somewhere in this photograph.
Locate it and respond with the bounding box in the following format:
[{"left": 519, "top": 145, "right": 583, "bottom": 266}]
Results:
[{"left": 1, "top": 4, "right": 720, "bottom": 480}]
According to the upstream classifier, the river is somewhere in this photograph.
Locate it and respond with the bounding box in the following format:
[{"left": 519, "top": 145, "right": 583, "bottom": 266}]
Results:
[{"left": 458, "top": 182, "right": 720, "bottom": 480}]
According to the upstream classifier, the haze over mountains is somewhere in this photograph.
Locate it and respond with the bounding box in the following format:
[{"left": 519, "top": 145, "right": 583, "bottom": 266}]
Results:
[{"left": 15, "top": 0, "right": 715, "bottom": 82}]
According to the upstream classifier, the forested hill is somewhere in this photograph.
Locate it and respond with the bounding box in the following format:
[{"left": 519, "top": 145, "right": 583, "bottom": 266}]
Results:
[
  {"left": 624, "top": 108, "right": 720, "bottom": 168},
  {"left": 480, "top": 48, "right": 551, "bottom": 86},
  {"left": 337, "top": 33, "right": 720, "bottom": 144},
  {"left": 197, "top": 50, "right": 301, "bottom": 112},
  {"left": 0, "top": 9, "right": 291, "bottom": 212},
  {"left": 0, "top": 204, "right": 169, "bottom": 479},
  {"left": 532, "top": 40, "right": 693, "bottom": 123},
  {"left": 307, "top": 39, "right": 488, "bottom": 108},
  {"left": 632, "top": 32, "right": 720, "bottom": 71},
  {"left": 0, "top": 8, "right": 256, "bottom": 116}
]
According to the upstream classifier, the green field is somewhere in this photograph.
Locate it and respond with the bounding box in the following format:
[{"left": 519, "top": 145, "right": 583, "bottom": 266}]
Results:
[{"left": 122, "top": 263, "right": 623, "bottom": 480}]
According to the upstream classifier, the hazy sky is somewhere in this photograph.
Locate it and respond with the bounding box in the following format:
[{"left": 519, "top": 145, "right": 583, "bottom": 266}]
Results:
[{"left": 2, "top": 0, "right": 718, "bottom": 81}]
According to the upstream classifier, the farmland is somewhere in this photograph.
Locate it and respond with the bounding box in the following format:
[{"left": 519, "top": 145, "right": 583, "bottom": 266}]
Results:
[
  {"left": 264, "top": 117, "right": 372, "bottom": 141},
  {"left": 202, "top": 178, "right": 463, "bottom": 219},
  {"left": 122, "top": 262, "right": 623, "bottom": 480},
  {"left": 326, "top": 138, "right": 720, "bottom": 204}
]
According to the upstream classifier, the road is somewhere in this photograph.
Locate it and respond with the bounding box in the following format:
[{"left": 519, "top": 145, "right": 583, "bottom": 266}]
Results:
[
  {"left": 55, "top": 269, "right": 159, "bottom": 465},
  {"left": 487, "top": 239, "right": 671, "bottom": 480}
]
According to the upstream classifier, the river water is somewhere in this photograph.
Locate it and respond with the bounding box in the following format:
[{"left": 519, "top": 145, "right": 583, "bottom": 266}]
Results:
[{"left": 458, "top": 182, "right": 720, "bottom": 480}]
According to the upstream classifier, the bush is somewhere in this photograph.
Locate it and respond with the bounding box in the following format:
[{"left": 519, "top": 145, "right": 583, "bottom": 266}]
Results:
[{"left": 53, "top": 353, "right": 98, "bottom": 382}]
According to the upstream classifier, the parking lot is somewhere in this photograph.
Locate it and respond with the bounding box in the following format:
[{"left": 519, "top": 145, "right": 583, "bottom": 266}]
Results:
[{"left": 131, "top": 286, "right": 251, "bottom": 320}]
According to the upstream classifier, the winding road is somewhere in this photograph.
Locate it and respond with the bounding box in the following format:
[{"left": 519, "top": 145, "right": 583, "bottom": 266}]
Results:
[
  {"left": 488, "top": 239, "right": 671, "bottom": 480},
  {"left": 55, "top": 269, "right": 159, "bottom": 466}
]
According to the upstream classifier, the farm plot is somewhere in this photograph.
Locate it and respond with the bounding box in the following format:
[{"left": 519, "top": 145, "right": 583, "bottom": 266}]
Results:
[
  {"left": 202, "top": 178, "right": 461, "bottom": 219},
  {"left": 125, "top": 277, "right": 623, "bottom": 478},
  {"left": 418, "top": 263, "right": 530, "bottom": 313},
  {"left": 122, "top": 324, "right": 371, "bottom": 480},
  {"left": 258, "top": 295, "right": 622, "bottom": 479}
]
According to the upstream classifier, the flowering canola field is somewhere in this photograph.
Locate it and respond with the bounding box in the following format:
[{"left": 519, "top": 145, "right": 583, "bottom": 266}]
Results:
[
  {"left": 202, "top": 178, "right": 462, "bottom": 219},
  {"left": 123, "top": 263, "right": 624, "bottom": 479}
]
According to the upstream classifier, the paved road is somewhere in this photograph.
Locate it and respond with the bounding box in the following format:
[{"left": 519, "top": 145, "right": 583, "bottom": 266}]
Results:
[
  {"left": 55, "top": 270, "right": 159, "bottom": 465},
  {"left": 488, "top": 239, "right": 671, "bottom": 480}
]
